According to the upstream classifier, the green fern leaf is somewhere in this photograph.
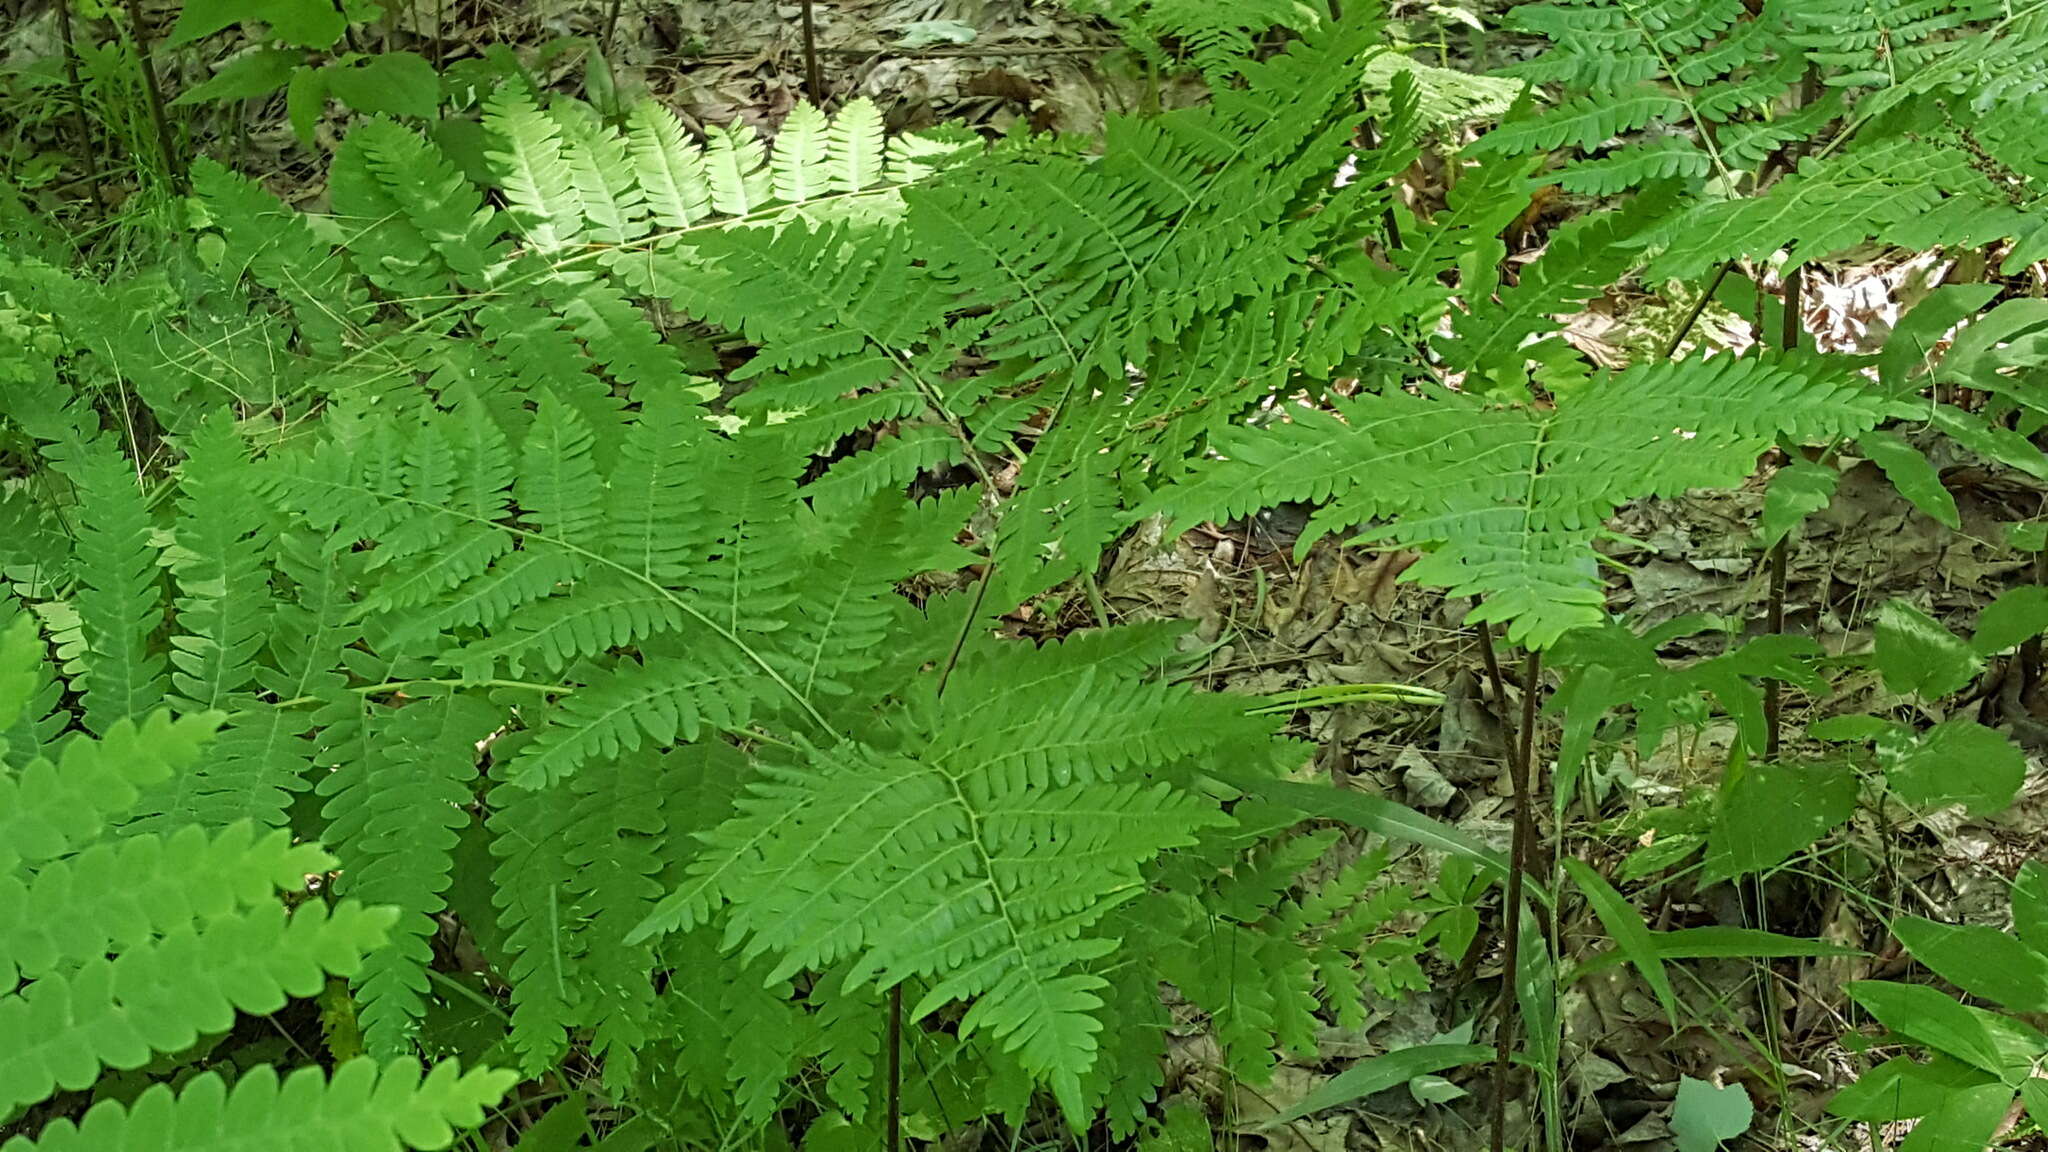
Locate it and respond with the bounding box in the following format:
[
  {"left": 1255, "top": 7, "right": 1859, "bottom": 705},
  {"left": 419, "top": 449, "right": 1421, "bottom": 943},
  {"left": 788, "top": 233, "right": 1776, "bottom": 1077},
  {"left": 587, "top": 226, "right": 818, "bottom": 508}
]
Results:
[
  {"left": 0, "top": 821, "right": 332, "bottom": 985},
  {"left": 827, "top": 99, "right": 888, "bottom": 192},
  {"left": 627, "top": 102, "right": 714, "bottom": 230},
  {"left": 0, "top": 710, "right": 223, "bottom": 872},
  {"left": 0, "top": 900, "right": 396, "bottom": 1114},
  {"left": 485, "top": 85, "right": 583, "bottom": 255},
  {"left": 704, "top": 122, "right": 773, "bottom": 218},
  {"left": 1151, "top": 354, "right": 1898, "bottom": 645},
  {"left": 319, "top": 694, "right": 498, "bottom": 1056},
  {"left": 6, "top": 1058, "right": 516, "bottom": 1152},
  {"left": 43, "top": 432, "right": 168, "bottom": 736},
  {"left": 165, "top": 413, "right": 275, "bottom": 716},
  {"left": 191, "top": 159, "right": 373, "bottom": 355},
  {"left": 771, "top": 102, "right": 834, "bottom": 204},
  {"left": 551, "top": 101, "right": 649, "bottom": 247}
]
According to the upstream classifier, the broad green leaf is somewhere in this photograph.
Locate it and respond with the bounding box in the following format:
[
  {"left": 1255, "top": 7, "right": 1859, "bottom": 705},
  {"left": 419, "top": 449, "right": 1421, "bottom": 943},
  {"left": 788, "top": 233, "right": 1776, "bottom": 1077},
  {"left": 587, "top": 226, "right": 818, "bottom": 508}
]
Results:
[
  {"left": 1929, "top": 404, "right": 2048, "bottom": 480},
  {"left": 1143, "top": 1099, "right": 1215, "bottom": 1150},
  {"left": 514, "top": 1094, "right": 591, "bottom": 1150},
  {"left": 1847, "top": 981, "right": 2007, "bottom": 1077},
  {"left": 1829, "top": 1054, "right": 1997, "bottom": 1122},
  {"left": 1881, "top": 718, "right": 2025, "bottom": 817},
  {"left": 256, "top": 0, "right": 350, "bottom": 48},
  {"left": 1515, "top": 905, "right": 1559, "bottom": 1078},
  {"left": 287, "top": 65, "right": 328, "bottom": 146},
  {"left": 1859, "top": 431, "right": 1959, "bottom": 530},
  {"left": 325, "top": 52, "right": 441, "bottom": 121},
  {"left": 1758, "top": 458, "right": 1837, "bottom": 546},
  {"left": 1267, "top": 1043, "right": 1494, "bottom": 1123},
  {"left": 1893, "top": 917, "right": 2048, "bottom": 1013},
  {"left": 2016, "top": 862, "right": 2048, "bottom": 955},
  {"left": 1569, "top": 926, "right": 1862, "bottom": 982},
  {"left": 1563, "top": 858, "right": 1676, "bottom": 1026},
  {"left": 1881, "top": 285, "right": 2000, "bottom": 397},
  {"left": 173, "top": 47, "right": 301, "bottom": 107},
  {"left": 1806, "top": 714, "right": 1893, "bottom": 742},
  {"left": 2023, "top": 1078, "right": 2048, "bottom": 1134},
  {"left": 1236, "top": 776, "right": 1525, "bottom": 897},
  {"left": 1974, "top": 585, "right": 2048, "bottom": 655},
  {"left": 1895, "top": 1082, "right": 2014, "bottom": 1152},
  {"left": 1671, "top": 1077, "right": 1752, "bottom": 1152},
  {"left": 1704, "top": 759, "right": 1856, "bottom": 881},
  {"left": 172, "top": 0, "right": 349, "bottom": 48},
  {"left": 1875, "top": 599, "right": 1980, "bottom": 700}
]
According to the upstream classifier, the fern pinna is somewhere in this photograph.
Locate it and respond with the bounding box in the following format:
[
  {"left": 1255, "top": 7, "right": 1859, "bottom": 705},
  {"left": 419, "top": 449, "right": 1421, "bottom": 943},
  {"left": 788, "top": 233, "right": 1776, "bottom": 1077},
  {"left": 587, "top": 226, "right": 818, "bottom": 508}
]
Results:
[{"left": 0, "top": 611, "right": 513, "bottom": 1150}]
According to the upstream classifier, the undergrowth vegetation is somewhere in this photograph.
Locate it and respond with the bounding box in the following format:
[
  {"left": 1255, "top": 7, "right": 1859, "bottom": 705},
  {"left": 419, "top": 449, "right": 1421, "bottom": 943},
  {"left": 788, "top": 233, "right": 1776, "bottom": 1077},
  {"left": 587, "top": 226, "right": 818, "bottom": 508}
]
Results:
[{"left": 3, "top": 0, "right": 2048, "bottom": 1148}]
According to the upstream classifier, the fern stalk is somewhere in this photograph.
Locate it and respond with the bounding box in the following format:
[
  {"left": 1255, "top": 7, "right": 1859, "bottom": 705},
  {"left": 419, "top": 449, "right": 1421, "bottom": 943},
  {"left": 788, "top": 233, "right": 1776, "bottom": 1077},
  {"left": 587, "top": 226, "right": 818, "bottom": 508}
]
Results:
[
  {"left": 1490, "top": 649, "right": 1542, "bottom": 1152},
  {"left": 118, "top": 0, "right": 182, "bottom": 191}
]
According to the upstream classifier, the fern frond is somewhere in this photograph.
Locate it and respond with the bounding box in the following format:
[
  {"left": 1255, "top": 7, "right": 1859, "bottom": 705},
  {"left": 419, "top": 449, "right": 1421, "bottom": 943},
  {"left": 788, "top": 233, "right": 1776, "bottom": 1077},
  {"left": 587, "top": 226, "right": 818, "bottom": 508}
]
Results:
[
  {"left": 0, "top": 899, "right": 395, "bottom": 1114},
  {"left": 1472, "top": 88, "right": 1691, "bottom": 155},
  {"left": 599, "top": 388, "right": 715, "bottom": 585},
  {"left": 191, "top": 159, "right": 372, "bottom": 355},
  {"left": 6, "top": 1058, "right": 516, "bottom": 1152},
  {"left": 705, "top": 121, "right": 773, "bottom": 219},
  {"left": 0, "top": 821, "right": 331, "bottom": 985},
  {"left": 640, "top": 628, "right": 1273, "bottom": 1117},
  {"left": 0, "top": 710, "right": 222, "bottom": 871},
  {"left": 504, "top": 644, "right": 757, "bottom": 789},
  {"left": 772, "top": 102, "right": 834, "bottom": 205},
  {"left": 484, "top": 85, "right": 583, "bottom": 255},
  {"left": 827, "top": 99, "right": 889, "bottom": 192},
  {"left": 319, "top": 693, "right": 497, "bottom": 1055},
  {"left": 551, "top": 101, "right": 650, "bottom": 248},
  {"left": 1642, "top": 136, "right": 2023, "bottom": 277},
  {"left": 1151, "top": 354, "right": 1897, "bottom": 645},
  {"left": 166, "top": 413, "right": 275, "bottom": 716},
  {"left": 628, "top": 103, "right": 714, "bottom": 230},
  {"left": 1557, "top": 137, "right": 1712, "bottom": 195},
  {"left": 0, "top": 607, "right": 65, "bottom": 769},
  {"left": 659, "top": 928, "right": 811, "bottom": 1123},
  {"left": 42, "top": 432, "right": 168, "bottom": 736},
  {"left": 1438, "top": 197, "right": 1661, "bottom": 392}
]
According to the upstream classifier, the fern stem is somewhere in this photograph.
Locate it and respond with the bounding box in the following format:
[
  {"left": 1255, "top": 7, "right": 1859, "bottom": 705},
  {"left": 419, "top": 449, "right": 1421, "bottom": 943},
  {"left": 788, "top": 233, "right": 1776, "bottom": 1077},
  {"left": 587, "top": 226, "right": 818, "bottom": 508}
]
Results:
[
  {"left": 1761, "top": 248, "right": 1806, "bottom": 757},
  {"left": 1763, "top": 539, "right": 1788, "bottom": 756},
  {"left": 885, "top": 984, "right": 903, "bottom": 1152},
  {"left": 56, "top": 0, "right": 102, "bottom": 212},
  {"left": 1658, "top": 261, "right": 1735, "bottom": 360},
  {"left": 799, "top": 0, "right": 825, "bottom": 105},
  {"left": 118, "top": 0, "right": 183, "bottom": 192},
  {"left": 1490, "top": 648, "right": 1541, "bottom": 1152},
  {"left": 273, "top": 678, "right": 574, "bottom": 706},
  {"left": 1474, "top": 619, "right": 1516, "bottom": 775}
]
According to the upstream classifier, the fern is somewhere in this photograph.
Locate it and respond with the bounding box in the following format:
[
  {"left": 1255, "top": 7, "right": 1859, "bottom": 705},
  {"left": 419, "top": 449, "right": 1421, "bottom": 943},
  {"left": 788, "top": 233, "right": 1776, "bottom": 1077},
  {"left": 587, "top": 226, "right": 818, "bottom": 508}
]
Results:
[
  {"left": 0, "top": 620, "right": 512, "bottom": 1145},
  {"left": 319, "top": 693, "right": 498, "bottom": 1056},
  {"left": 1149, "top": 354, "right": 1897, "bottom": 645},
  {"left": 13, "top": 1, "right": 2043, "bottom": 1138},
  {"left": 1643, "top": 134, "right": 2041, "bottom": 277},
  {"left": 6, "top": 1059, "right": 516, "bottom": 1152},
  {"left": 41, "top": 429, "right": 168, "bottom": 737}
]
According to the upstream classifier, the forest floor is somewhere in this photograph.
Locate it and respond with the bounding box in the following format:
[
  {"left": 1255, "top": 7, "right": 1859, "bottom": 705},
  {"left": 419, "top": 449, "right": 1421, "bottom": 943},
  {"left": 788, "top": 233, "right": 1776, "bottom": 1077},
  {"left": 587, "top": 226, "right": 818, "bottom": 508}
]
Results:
[{"left": 6, "top": 1, "right": 2047, "bottom": 1149}]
